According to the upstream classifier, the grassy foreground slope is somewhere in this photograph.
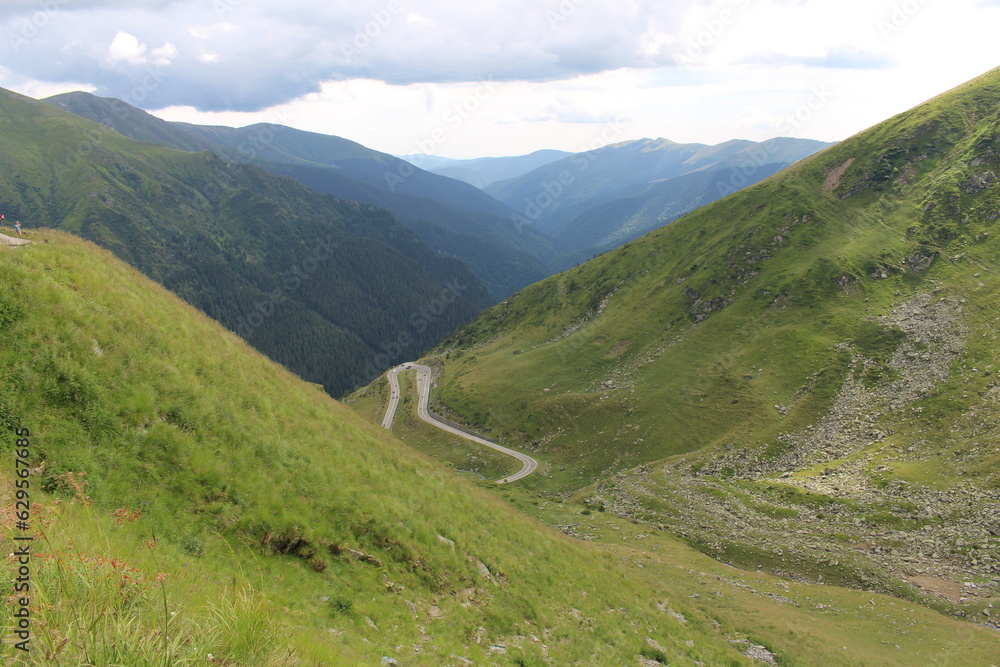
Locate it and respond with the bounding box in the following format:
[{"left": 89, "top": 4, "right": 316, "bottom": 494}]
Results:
[
  {"left": 0, "top": 230, "right": 760, "bottom": 665},
  {"left": 4, "top": 238, "right": 998, "bottom": 666},
  {"left": 352, "top": 69, "right": 1000, "bottom": 615}
]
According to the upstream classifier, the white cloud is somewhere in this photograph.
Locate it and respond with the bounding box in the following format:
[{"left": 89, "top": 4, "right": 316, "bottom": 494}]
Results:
[
  {"left": 151, "top": 43, "right": 178, "bottom": 66},
  {"left": 106, "top": 31, "right": 148, "bottom": 65},
  {"left": 106, "top": 31, "right": 176, "bottom": 67},
  {"left": 1, "top": 0, "right": 998, "bottom": 157},
  {"left": 0, "top": 66, "right": 96, "bottom": 99}
]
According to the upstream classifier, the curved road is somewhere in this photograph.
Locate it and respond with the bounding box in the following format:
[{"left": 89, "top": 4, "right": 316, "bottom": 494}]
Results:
[{"left": 382, "top": 363, "right": 538, "bottom": 484}]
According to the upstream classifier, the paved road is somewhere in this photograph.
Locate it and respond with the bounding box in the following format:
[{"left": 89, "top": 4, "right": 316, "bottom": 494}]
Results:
[{"left": 382, "top": 363, "right": 538, "bottom": 484}]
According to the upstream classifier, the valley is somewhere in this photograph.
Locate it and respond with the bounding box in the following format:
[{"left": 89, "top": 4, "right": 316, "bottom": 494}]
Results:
[
  {"left": 7, "top": 231, "right": 998, "bottom": 665},
  {"left": 349, "top": 66, "right": 1000, "bottom": 650},
  {"left": 3, "top": 6, "right": 1000, "bottom": 659}
]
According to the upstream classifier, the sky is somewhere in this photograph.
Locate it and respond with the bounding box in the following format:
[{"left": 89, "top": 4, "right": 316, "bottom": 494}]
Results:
[{"left": 0, "top": 0, "right": 997, "bottom": 158}]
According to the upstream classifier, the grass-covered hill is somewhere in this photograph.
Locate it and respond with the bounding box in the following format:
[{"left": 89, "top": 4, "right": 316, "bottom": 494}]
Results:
[
  {"left": 352, "top": 67, "right": 1000, "bottom": 620},
  {"left": 7, "top": 232, "right": 998, "bottom": 664},
  {"left": 0, "top": 87, "right": 492, "bottom": 396},
  {"left": 46, "top": 91, "right": 556, "bottom": 298}
]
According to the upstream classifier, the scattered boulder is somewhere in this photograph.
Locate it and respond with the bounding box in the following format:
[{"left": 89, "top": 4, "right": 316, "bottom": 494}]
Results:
[
  {"left": 869, "top": 266, "right": 889, "bottom": 279},
  {"left": 906, "top": 253, "right": 936, "bottom": 272},
  {"left": 963, "top": 170, "right": 996, "bottom": 193},
  {"left": 691, "top": 297, "right": 731, "bottom": 323}
]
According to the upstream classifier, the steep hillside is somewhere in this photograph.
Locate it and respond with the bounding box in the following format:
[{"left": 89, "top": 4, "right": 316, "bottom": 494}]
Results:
[
  {"left": 486, "top": 137, "right": 830, "bottom": 267},
  {"left": 267, "top": 160, "right": 553, "bottom": 296},
  {"left": 4, "top": 231, "right": 998, "bottom": 665},
  {"left": 46, "top": 92, "right": 555, "bottom": 296},
  {"left": 179, "top": 121, "right": 561, "bottom": 292},
  {"left": 357, "top": 68, "right": 1000, "bottom": 618},
  {"left": 1, "top": 87, "right": 490, "bottom": 396}
]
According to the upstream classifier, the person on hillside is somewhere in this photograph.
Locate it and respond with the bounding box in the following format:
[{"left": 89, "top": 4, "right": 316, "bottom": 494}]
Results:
[{"left": 13, "top": 221, "right": 22, "bottom": 236}]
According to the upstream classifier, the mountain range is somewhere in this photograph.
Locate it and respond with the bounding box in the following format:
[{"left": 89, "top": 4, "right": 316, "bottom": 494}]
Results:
[
  {"left": 0, "top": 87, "right": 491, "bottom": 396},
  {"left": 46, "top": 91, "right": 556, "bottom": 299},
  {"left": 1, "top": 87, "right": 831, "bottom": 399},
  {"left": 485, "top": 136, "right": 832, "bottom": 267},
  {"left": 405, "top": 149, "right": 573, "bottom": 189},
  {"left": 4, "top": 57, "right": 1000, "bottom": 667},
  {"left": 352, "top": 66, "right": 1000, "bottom": 626},
  {"left": 46, "top": 92, "right": 830, "bottom": 281}
]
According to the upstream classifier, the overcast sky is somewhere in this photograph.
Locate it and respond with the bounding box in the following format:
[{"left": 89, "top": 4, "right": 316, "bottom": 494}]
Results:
[{"left": 1, "top": 0, "right": 997, "bottom": 158}]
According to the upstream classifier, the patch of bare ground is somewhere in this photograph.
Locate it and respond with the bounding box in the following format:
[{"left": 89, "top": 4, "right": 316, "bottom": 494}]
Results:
[
  {"left": 608, "top": 339, "right": 631, "bottom": 358},
  {"left": 824, "top": 157, "right": 855, "bottom": 192},
  {"left": 906, "top": 575, "right": 965, "bottom": 602}
]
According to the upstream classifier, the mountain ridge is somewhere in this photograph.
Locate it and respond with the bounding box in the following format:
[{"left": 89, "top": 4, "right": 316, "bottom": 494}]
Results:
[
  {"left": 485, "top": 135, "right": 832, "bottom": 268},
  {"left": 353, "top": 66, "right": 1000, "bottom": 619},
  {"left": 1, "top": 86, "right": 490, "bottom": 396},
  {"left": 414, "top": 149, "right": 574, "bottom": 188},
  {"left": 45, "top": 91, "right": 555, "bottom": 297}
]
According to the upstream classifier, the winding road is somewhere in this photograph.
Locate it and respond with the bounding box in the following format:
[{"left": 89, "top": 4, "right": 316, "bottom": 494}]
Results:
[{"left": 382, "top": 363, "right": 538, "bottom": 484}]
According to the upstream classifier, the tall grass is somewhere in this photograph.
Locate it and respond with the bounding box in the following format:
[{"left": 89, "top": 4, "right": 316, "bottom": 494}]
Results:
[{"left": 2, "top": 488, "right": 294, "bottom": 666}]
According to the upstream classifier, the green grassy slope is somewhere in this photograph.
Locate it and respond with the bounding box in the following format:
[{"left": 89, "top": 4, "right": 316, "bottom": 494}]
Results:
[
  {"left": 352, "top": 68, "right": 1000, "bottom": 616},
  {"left": 1, "top": 87, "right": 491, "bottom": 395},
  {"left": 0, "top": 231, "right": 726, "bottom": 665},
  {"left": 4, "top": 233, "right": 998, "bottom": 665}
]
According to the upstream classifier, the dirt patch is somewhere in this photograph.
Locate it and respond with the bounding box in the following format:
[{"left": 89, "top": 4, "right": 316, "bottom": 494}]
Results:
[
  {"left": 824, "top": 158, "right": 855, "bottom": 192},
  {"left": 906, "top": 575, "right": 965, "bottom": 601},
  {"left": 608, "top": 339, "right": 631, "bottom": 358}
]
